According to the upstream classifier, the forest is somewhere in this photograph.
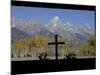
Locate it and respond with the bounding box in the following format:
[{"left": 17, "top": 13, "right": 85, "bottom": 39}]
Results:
[{"left": 11, "top": 34, "right": 96, "bottom": 59}]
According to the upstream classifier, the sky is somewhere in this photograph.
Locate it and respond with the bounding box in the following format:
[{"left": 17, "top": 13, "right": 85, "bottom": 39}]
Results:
[{"left": 11, "top": 6, "right": 95, "bottom": 29}]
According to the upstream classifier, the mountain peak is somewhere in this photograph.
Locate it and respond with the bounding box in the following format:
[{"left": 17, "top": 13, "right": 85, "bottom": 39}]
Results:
[
  {"left": 52, "top": 16, "right": 60, "bottom": 21},
  {"left": 49, "top": 16, "right": 62, "bottom": 28},
  {"left": 81, "top": 23, "right": 92, "bottom": 34},
  {"left": 50, "top": 16, "right": 61, "bottom": 23}
]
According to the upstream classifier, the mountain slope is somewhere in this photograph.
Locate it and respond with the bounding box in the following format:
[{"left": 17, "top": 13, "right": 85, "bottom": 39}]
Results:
[
  {"left": 11, "top": 16, "right": 94, "bottom": 43},
  {"left": 11, "top": 27, "right": 31, "bottom": 43},
  {"left": 46, "top": 16, "right": 94, "bottom": 42}
]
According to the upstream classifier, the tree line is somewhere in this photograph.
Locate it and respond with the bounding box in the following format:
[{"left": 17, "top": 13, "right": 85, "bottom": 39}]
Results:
[{"left": 11, "top": 35, "right": 96, "bottom": 58}]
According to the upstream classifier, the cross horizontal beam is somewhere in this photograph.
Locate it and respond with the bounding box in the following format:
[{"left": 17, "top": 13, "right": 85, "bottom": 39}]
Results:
[
  {"left": 48, "top": 42, "right": 65, "bottom": 45},
  {"left": 48, "top": 35, "right": 65, "bottom": 60}
]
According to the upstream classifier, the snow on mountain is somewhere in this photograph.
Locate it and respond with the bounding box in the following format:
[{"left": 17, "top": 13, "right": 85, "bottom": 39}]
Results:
[
  {"left": 46, "top": 16, "right": 79, "bottom": 37},
  {"left": 11, "top": 17, "right": 25, "bottom": 29},
  {"left": 81, "top": 23, "right": 94, "bottom": 35},
  {"left": 11, "top": 18, "right": 43, "bottom": 35},
  {"left": 45, "top": 16, "right": 94, "bottom": 42},
  {"left": 11, "top": 16, "right": 94, "bottom": 43},
  {"left": 47, "top": 16, "right": 63, "bottom": 33},
  {"left": 11, "top": 17, "right": 55, "bottom": 40}
]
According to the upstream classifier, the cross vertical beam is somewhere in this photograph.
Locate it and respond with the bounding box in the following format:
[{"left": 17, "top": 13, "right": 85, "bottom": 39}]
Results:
[
  {"left": 48, "top": 34, "right": 65, "bottom": 60},
  {"left": 55, "top": 35, "right": 58, "bottom": 60}
]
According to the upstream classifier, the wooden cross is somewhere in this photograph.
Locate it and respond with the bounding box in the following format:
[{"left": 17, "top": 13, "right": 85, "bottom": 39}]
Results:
[{"left": 48, "top": 35, "right": 65, "bottom": 60}]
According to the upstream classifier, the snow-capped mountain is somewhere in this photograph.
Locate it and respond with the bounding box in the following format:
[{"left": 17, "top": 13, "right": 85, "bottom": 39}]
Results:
[
  {"left": 11, "top": 17, "right": 55, "bottom": 40},
  {"left": 11, "top": 18, "right": 43, "bottom": 35},
  {"left": 45, "top": 16, "right": 94, "bottom": 42},
  {"left": 11, "top": 16, "right": 94, "bottom": 43},
  {"left": 46, "top": 16, "right": 64, "bottom": 33},
  {"left": 80, "top": 23, "right": 94, "bottom": 35}
]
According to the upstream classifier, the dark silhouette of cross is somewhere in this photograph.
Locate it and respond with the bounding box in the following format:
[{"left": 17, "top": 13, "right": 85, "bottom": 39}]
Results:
[{"left": 48, "top": 34, "right": 65, "bottom": 60}]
